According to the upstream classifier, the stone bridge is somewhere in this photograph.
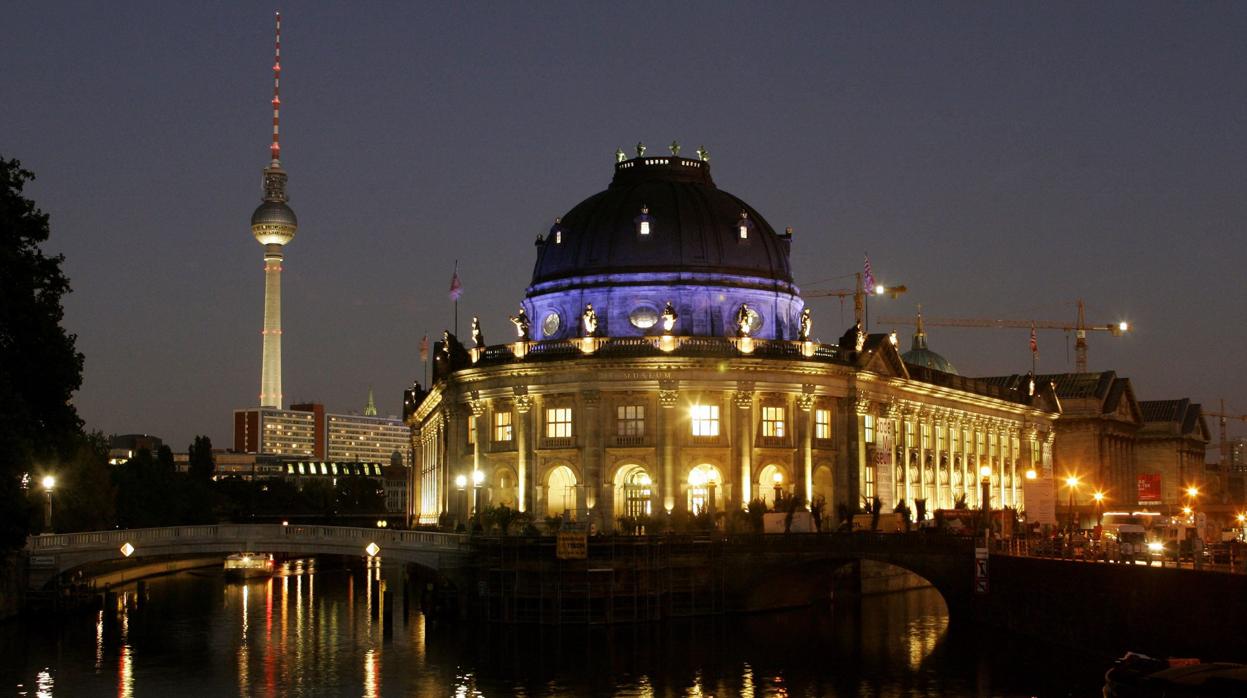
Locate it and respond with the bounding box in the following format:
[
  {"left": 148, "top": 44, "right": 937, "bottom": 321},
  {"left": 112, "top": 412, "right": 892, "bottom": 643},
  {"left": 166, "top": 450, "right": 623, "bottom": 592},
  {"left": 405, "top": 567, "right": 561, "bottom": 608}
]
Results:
[
  {"left": 24, "top": 524, "right": 471, "bottom": 590},
  {"left": 712, "top": 533, "right": 978, "bottom": 618}
]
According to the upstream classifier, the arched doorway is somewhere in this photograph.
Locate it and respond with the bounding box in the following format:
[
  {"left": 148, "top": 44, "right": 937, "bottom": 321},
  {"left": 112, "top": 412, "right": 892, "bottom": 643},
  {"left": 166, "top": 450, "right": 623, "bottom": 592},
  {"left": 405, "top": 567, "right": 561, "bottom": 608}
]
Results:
[
  {"left": 614, "top": 464, "right": 653, "bottom": 518},
  {"left": 812, "top": 465, "right": 833, "bottom": 506},
  {"left": 546, "top": 465, "right": 577, "bottom": 517},
  {"left": 687, "top": 464, "right": 722, "bottom": 514},
  {"left": 757, "top": 463, "right": 788, "bottom": 508}
]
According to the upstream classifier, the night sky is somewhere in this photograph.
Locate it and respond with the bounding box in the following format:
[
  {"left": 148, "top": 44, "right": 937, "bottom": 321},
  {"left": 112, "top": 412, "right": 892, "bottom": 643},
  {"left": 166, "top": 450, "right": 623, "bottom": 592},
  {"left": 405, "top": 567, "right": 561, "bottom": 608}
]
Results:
[{"left": 3, "top": 3, "right": 1245, "bottom": 452}]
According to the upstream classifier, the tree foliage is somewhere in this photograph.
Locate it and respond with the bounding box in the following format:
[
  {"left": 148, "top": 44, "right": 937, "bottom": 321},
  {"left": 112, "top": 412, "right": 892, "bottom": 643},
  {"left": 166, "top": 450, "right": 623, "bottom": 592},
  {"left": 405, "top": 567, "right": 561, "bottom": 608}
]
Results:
[{"left": 0, "top": 157, "right": 85, "bottom": 548}]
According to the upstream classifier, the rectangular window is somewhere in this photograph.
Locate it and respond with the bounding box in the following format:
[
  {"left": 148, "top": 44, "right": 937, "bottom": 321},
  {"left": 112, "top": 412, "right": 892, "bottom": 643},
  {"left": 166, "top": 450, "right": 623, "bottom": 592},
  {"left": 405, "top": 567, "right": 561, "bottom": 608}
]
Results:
[
  {"left": 493, "top": 410, "right": 513, "bottom": 442},
  {"left": 864, "top": 415, "right": 875, "bottom": 444},
  {"left": 814, "top": 409, "right": 832, "bottom": 440},
  {"left": 762, "top": 406, "right": 786, "bottom": 438},
  {"left": 546, "top": 407, "right": 573, "bottom": 438},
  {"left": 690, "top": 404, "right": 720, "bottom": 437},
  {"left": 865, "top": 463, "right": 875, "bottom": 499},
  {"left": 468, "top": 416, "right": 476, "bottom": 445},
  {"left": 617, "top": 405, "right": 645, "bottom": 437},
  {"left": 905, "top": 421, "right": 914, "bottom": 448},
  {"left": 921, "top": 424, "right": 930, "bottom": 450}
]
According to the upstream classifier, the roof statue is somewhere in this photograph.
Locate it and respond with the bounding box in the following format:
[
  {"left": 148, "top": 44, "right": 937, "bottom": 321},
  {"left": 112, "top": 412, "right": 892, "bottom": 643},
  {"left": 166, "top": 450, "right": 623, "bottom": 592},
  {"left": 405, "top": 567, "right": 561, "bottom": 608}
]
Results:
[
  {"left": 509, "top": 307, "right": 530, "bottom": 340},
  {"left": 635, "top": 141, "right": 646, "bottom": 157},
  {"left": 696, "top": 145, "right": 709, "bottom": 162},
  {"left": 615, "top": 147, "right": 626, "bottom": 163},
  {"left": 799, "top": 308, "right": 813, "bottom": 341},
  {"left": 669, "top": 140, "right": 680, "bottom": 156},
  {"left": 582, "top": 303, "right": 599, "bottom": 337},
  {"left": 661, "top": 301, "right": 678, "bottom": 334},
  {"left": 471, "top": 316, "right": 484, "bottom": 348}
]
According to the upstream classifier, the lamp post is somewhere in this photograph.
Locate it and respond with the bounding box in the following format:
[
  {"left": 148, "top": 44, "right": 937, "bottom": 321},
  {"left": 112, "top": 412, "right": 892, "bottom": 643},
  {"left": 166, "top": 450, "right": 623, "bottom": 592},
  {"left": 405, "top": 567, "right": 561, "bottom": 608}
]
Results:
[
  {"left": 1064, "top": 475, "right": 1081, "bottom": 533},
  {"left": 41, "top": 475, "right": 56, "bottom": 532},
  {"left": 454, "top": 474, "right": 468, "bottom": 528},
  {"left": 772, "top": 472, "right": 784, "bottom": 507},
  {"left": 472, "top": 469, "right": 485, "bottom": 517},
  {"left": 1185, "top": 486, "right": 1199, "bottom": 520}
]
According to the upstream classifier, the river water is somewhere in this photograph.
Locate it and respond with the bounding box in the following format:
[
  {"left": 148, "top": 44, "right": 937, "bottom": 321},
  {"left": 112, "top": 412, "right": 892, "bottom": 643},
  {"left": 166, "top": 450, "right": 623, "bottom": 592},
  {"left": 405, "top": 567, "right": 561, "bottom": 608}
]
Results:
[{"left": 3, "top": 559, "right": 1109, "bottom": 697}]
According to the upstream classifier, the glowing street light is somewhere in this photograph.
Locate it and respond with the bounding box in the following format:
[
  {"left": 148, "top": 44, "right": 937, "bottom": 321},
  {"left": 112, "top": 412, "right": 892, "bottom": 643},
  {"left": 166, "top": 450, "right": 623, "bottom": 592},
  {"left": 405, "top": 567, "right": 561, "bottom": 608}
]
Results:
[
  {"left": 772, "top": 471, "right": 784, "bottom": 504},
  {"left": 1064, "top": 475, "right": 1081, "bottom": 532},
  {"left": 1092, "top": 490, "right": 1106, "bottom": 526},
  {"left": 40, "top": 475, "right": 56, "bottom": 531}
]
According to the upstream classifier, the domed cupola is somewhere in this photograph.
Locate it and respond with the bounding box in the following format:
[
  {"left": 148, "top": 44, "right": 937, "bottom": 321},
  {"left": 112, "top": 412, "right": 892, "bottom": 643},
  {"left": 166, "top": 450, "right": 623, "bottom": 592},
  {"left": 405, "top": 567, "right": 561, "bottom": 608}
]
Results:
[
  {"left": 523, "top": 144, "right": 803, "bottom": 340},
  {"left": 901, "top": 309, "right": 958, "bottom": 375}
]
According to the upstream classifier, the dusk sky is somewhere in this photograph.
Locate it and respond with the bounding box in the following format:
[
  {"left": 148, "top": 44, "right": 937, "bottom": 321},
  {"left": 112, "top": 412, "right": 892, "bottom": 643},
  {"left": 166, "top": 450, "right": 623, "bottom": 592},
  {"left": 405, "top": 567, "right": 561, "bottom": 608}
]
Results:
[{"left": 3, "top": 2, "right": 1244, "bottom": 452}]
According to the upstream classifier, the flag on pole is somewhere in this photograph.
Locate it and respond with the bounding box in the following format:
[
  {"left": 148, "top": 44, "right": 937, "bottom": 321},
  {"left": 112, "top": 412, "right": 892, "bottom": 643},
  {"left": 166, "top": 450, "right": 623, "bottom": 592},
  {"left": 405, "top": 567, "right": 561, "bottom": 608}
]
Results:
[
  {"left": 448, "top": 262, "right": 463, "bottom": 301},
  {"left": 863, "top": 254, "right": 876, "bottom": 293},
  {"left": 1029, "top": 324, "right": 1038, "bottom": 354},
  {"left": 419, "top": 334, "right": 429, "bottom": 363}
]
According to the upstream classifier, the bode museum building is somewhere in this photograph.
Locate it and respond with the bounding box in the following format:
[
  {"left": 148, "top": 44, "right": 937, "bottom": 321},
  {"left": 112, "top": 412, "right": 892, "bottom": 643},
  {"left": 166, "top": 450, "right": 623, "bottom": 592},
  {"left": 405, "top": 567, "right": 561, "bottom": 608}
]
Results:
[{"left": 406, "top": 150, "right": 1061, "bottom": 529}]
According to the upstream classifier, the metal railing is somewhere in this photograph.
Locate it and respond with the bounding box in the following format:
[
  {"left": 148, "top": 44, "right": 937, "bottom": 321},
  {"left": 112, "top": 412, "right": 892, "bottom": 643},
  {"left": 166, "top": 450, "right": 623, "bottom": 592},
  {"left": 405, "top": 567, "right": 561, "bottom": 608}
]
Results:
[
  {"left": 28, "top": 525, "right": 469, "bottom": 552},
  {"left": 991, "top": 537, "right": 1247, "bottom": 574}
]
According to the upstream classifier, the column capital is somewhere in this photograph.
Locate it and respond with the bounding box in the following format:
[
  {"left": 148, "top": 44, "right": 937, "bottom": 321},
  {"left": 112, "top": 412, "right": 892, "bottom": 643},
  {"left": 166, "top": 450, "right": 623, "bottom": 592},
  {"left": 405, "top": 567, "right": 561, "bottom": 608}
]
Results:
[
  {"left": 513, "top": 386, "right": 533, "bottom": 414},
  {"left": 659, "top": 378, "right": 679, "bottom": 408},
  {"left": 797, "top": 385, "right": 816, "bottom": 412},
  {"left": 581, "top": 389, "right": 601, "bottom": 407}
]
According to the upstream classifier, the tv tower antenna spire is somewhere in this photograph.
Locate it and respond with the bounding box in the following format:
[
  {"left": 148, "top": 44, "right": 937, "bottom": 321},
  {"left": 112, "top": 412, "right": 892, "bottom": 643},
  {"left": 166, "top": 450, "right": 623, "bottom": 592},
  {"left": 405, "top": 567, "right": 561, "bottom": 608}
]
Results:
[{"left": 270, "top": 10, "right": 282, "bottom": 165}]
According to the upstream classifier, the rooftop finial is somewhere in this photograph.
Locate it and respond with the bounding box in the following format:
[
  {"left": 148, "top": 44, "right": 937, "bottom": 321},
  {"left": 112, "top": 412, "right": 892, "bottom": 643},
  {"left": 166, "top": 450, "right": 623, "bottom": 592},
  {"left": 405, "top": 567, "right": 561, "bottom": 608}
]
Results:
[
  {"left": 915, "top": 304, "right": 925, "bottom": 336},
  {"left": 270, "top": 11, "right": 282, "bottom": 165}
]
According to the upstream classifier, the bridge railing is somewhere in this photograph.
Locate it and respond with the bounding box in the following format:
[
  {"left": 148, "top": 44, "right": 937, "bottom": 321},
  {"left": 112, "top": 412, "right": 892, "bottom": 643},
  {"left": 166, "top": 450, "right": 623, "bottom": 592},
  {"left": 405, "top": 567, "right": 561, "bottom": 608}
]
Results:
[{"left": 27, "top": 525, "right": 469, "bottom": 552}]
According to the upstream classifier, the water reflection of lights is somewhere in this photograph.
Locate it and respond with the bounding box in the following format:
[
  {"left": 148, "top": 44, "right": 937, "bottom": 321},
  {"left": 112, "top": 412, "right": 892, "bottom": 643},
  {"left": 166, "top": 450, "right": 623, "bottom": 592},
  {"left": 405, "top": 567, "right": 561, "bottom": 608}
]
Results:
[
  {"left": 453, "top": 672, "right": 481, "bottom": 698},
  {"left": 740, "top": 663, "right": 755, "bottom": 698},
  {"left": 94, "top": 609, "right": 104, "bottom": 671},
  {"left": 35, "top": 669, "right": 53, "bottom": 698},
  {"left": 118, "top": 604, "right": 133, "bottom": 698},
  {"left": 364, "top": 648, "right": 380, "bottom": 698},
  {"left": 906, "top": 615, "right": 947, "bottom": 671},
  {"left": 241, "top": 584, "right": 250, "bottom": 639}
]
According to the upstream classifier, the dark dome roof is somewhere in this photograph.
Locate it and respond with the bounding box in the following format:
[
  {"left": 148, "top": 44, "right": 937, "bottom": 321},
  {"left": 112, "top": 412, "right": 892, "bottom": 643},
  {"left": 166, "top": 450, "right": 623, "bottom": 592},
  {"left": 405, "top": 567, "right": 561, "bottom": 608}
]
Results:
[
  {"left": 250, "top": 200, "right": 298, "bottom": 229},
  {"left": 902, "top": 330, "right": 958, "bottom": 375},
  {"left": 530, "top": 156, "right": 793, "bottom": 287}
]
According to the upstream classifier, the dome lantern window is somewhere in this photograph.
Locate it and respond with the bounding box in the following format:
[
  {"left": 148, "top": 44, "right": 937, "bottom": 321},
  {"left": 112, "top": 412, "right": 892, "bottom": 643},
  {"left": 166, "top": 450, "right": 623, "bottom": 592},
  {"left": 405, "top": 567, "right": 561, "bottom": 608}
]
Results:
[
  {"left": 736, "top": 210, "right": 754, "bottom": 241},
  {"left": 634, "top": 205, "right": 653, "bottom": 237}
]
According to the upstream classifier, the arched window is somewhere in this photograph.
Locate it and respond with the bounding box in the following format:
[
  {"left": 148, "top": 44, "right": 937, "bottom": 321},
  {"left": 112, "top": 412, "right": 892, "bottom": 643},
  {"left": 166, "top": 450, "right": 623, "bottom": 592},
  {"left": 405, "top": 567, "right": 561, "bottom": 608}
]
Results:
[
  {"left": 546, "top": 465, "right": 577, "bottom": 517},
  {"left": 687, "top": 464, "right": 722, "bottom": 514},
  {"left": 758, "top": 464, "right": 786, "bottom": 508},
  {"left": 618, "top": 466, "right": 653, "bottom": 518}
]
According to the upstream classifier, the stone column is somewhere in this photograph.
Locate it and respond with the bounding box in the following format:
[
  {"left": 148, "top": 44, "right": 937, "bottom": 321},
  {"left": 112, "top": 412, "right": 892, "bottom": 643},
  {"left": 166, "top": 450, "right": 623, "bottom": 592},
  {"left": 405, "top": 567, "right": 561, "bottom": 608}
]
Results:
[
  {"left": 850, "top": 391, "right": 869, "bottom": 509},
  {"left": 733, "top": 382, "right": 755, "bottom": 508},
  {"left": 798, "top": 385, "right": 815, "bottom": 506},
  {"left": 514, "top": 387, "right": 532, "bottom": 514},
  {"left": 658, "top": 379, "right": 679, "bottom": 513},
  {"left": 582, "top": 389, "right": 602, "bottom": 521}
]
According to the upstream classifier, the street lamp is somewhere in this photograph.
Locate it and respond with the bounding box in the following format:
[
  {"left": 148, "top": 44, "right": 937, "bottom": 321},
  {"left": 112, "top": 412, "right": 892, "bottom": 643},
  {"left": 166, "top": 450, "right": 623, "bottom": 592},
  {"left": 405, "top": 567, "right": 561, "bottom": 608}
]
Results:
[
  {"left": 454, "top": 474, "right": 468, "bottom": 527},
  {"left": 772, "top": 471, "right": 784, "bottom": 506},
  {"left": 472, "top": 469, "right": 485, "bottom": 517},
  {"left": 41, "top": 475, "right": 56, "bottom": 531},
  {"left": 1092, "top": 490, "right": 1105, "bottom": 526},
  {"left": 1064, "top": 475, "right": 1081, "bottom": 532}
]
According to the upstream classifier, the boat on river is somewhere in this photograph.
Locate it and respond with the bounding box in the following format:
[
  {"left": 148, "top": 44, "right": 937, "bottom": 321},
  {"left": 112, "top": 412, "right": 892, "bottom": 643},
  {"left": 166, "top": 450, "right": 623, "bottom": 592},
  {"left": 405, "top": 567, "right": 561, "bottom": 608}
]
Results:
[
  {"left": 1104, "top": 652, "right": 1247, "bottom": 697},
  {"left": 223, "top": 553, "right": 275, "bottom": 580}
]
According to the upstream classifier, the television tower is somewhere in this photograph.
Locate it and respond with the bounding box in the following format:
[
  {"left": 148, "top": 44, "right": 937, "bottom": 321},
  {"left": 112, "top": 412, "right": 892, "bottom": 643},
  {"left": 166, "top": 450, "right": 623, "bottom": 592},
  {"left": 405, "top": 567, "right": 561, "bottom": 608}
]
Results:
[{"left": 250, "top": 11, "right": 297, "bottom": 408}]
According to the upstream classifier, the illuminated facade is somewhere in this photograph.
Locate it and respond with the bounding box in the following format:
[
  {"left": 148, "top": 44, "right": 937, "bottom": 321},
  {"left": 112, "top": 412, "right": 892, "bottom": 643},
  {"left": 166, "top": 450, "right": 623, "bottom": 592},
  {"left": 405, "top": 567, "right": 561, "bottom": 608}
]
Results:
[
  {"left": 407, "top": 152, "right": 1060, "bottom": 527},
  {"left": 235, "top": 404, "right": 411, "bottom": 466},
  {"left": 326, "top": 412, "right": 412, "bottom": 467}
]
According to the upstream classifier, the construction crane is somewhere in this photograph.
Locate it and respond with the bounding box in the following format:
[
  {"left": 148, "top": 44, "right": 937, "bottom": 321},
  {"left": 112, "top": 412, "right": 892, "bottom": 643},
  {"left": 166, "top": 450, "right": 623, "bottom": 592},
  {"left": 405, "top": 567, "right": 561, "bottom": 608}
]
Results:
[
  {"left": 804, "top": 272, "right": 907, "bottom": 332},
  {"left": 877, "top": 299, "right": 1129, "bottom": 372},
  {"left": 1205, "top": 400, "right": 1247, "bottom": 471}
]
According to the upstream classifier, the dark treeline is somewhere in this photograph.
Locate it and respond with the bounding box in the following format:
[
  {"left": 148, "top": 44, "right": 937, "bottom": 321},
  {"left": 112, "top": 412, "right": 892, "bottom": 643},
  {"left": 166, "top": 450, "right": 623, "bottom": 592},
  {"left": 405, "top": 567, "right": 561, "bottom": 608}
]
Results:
[{"left": 28, "top": 434, "right": 388, "bottom": 533}]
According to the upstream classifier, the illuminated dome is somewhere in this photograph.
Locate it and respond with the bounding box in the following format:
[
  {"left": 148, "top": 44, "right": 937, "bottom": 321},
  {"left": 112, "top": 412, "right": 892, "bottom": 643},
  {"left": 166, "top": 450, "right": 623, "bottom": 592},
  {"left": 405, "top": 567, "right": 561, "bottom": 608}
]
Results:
[
  {"left": 251, "top": 200, "right": 298, "bottom": 246},
  {"left": 524, "top": 152, "right": 802, "bottom": 340},
  {"left": 901, "top": 322, "right": 958, "bottom": 375}
]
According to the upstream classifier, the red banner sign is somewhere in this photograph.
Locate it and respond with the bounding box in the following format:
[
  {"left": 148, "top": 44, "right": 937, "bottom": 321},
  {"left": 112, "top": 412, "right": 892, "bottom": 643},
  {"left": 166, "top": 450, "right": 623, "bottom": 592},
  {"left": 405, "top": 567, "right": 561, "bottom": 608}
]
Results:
[{"left": 1137, "top": 473, "right": 1162, "bottom": 503}]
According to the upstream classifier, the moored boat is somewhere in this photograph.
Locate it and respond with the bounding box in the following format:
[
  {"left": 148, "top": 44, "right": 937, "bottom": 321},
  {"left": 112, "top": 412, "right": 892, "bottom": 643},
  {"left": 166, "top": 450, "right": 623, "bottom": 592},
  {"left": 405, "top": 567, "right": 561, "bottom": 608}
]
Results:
[
  {"left": 223, "top": 553, "right": 275, "bottom": 580},
  {"left": 1104, "top": 652, "right": 1247, "bottom": 697}
]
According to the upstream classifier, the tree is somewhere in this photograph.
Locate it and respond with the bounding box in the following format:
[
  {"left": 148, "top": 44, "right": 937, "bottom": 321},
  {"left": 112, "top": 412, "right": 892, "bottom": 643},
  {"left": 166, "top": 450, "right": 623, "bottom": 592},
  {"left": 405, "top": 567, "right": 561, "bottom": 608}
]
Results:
[
  {"left": 187, "top": 436, "right": 215, "bottom": 482},
  {"left": 52, "top": 432, "right": 116, "bottom": 532},
  {"left": 0, "top": 157, "right": 85, "bottom": 548}
]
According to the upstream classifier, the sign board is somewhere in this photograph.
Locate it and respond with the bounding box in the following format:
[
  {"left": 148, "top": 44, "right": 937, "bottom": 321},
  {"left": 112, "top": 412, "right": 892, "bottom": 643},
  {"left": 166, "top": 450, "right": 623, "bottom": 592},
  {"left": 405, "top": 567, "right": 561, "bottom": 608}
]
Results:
[
  {"left": 556, "top": 531, "right": 587, "bottom": 560},
  {"left": 874, "top": 418, "right": 895, "bottom": 509},
  {"left": 974, "top": 547, "right": 989, "bottom": 594},
  {"left": 28, "top": 555, "right": 55, "bottom": 568},
  {"left": 1137, "top": 473, "right": 1162, "bottom": 504},
  {"left": 1021, "top": 476, "right": 1058, "bottom": 525}
]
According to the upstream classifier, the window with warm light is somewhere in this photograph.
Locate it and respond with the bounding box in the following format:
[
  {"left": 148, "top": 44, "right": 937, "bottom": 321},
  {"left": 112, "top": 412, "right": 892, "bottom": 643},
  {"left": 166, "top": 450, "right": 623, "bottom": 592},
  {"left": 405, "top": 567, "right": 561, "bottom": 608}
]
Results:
[
  {"left": 617, "top": 405, "right": 645, "bottom": 436},
  {"left": 493, "top": 411, "right": 513, "bottom": 442},
  {"left": 864, "top": 414, "right": 875, "bottom": 444},
  {"left": 762, "top": 406, "right": 785, "bottom": 438},
  {"left": 815, "top": 408, "right": 832, "bottom": 440},
  {"left": 691, "top": 404, "right": 720, "bottom": 437},
  {"left": 546, "top": 407, "right": 573, "bottom": 438},
  {"left": 467, "top": 416, "right": 476, "bottom": 445},
  {"left": 865, "top": 463, "right": 875, "bottom": 499}
]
